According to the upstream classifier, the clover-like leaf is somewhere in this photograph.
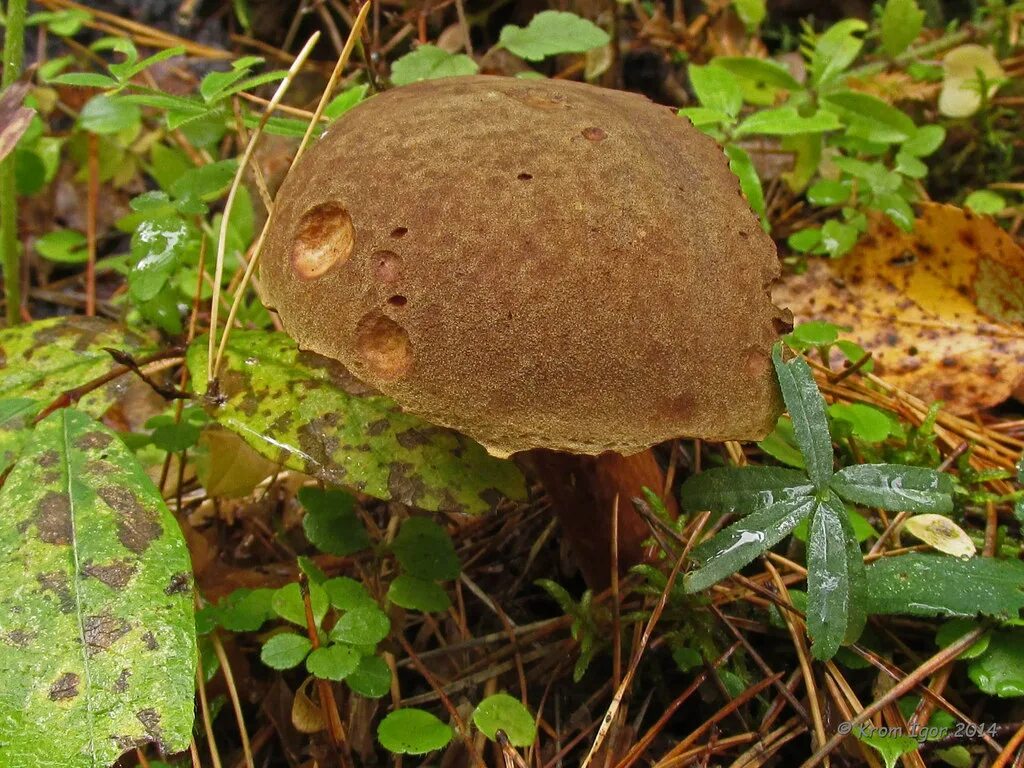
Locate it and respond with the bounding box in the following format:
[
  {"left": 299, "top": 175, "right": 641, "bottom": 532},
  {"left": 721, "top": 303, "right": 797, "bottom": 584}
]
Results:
[
  {"left": 306, "top": 643, "right": 360, "bottom": 681},
  {"left": 830, "top": 464, "right": 953, "bottom": 513},
  {"left": 0, "top": 409, "right": 195, "bottom": 767},
  {"left": 188, "top": 332, "right": 526, "bottom": 515},
  {"left": 261, "top": 632, "right": 312, "bottom": 670},
  {"left": 772, "top": 345, "right": 834, "bottom": 489},
  {"left": 330, "top": 605, "right": 390, "bottom": 646},
  {"left": 387, "top": 574, "right": 451, "bottom": 613}
]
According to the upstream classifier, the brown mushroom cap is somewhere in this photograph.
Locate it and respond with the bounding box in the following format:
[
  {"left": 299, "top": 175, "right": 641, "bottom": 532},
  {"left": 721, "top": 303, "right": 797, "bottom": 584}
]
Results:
[{"left": 259, "top": 75, "right": 786, "bottom": 457}]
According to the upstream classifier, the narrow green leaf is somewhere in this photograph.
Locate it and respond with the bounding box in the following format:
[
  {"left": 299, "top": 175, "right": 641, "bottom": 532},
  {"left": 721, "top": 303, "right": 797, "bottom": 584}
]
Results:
[
  {"left": 677, "top": 106, "right": 731, "bottom": 128},
  {"left": 823, "top": 91, "right": 916, "bottom": 143},
  {"left": 0, "top": 409, "right": 195, "bottom": 766},
  {"left": 901, "top": 124, "right": 946, "bottom": 157},
  {"left": 771, "top": 345, "right": 833, "bottom": 489},
  {"left": 840, "top": 499, "right": 868, "bottom": 644},
  {"left": 811, "top": 19, "right": 867, "bottom": 86},
  {"left": 679, "top": 466, "right": 813, "bottom": 514},
  {"left": 688, "top": 64, "right": 743, "bottom": 119},
  {"left": 472, "top": 693, "right": 536, "bottom": 747},
  {"left": 78, "top": 95, "right": 141, "bottom": 135},
  {"left": 712, "top": 56, "right": 800, "bottom": 91},
  {"left": 865, "top": 554, "right": 1024, "bottom": 618},
  {"left": 498, "top": 11, "right": 609, "bottom": 61},
  {"left": 723, "top": 144, "right": 767, "bottom": 224},
  {"left": 685, "top": 496, "right": 817, "bottom": 593},
  {"left": 806, "top": 496, "right": 850, "bottom": 659},
  {"left": 49, "top": 72, "right": 120, "bottom": 89},
  {"left": 378, "top": 709, "right": 453, "bottom": 754},
  {"left": 260, "top": 632, "right": 312, "bottom": 670},
  {"left": 831, "top": 464, "right": 953, "bottom": 513},
  {"left": 734, "top": 107, "right": 841, "bottom": 137},
  {"left": 188, "top": 332, "right": 526, "bottom": 515}
]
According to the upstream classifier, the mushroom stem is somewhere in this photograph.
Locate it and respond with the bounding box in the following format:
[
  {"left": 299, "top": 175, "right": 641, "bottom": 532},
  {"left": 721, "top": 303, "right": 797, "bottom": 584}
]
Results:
[{"left": 525, "top": 448, "right": 679, "bottom": 589}]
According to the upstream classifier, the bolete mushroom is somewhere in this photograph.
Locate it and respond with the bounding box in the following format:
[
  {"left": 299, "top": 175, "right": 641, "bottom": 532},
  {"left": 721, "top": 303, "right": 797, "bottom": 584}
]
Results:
[{"left": 259, "top": 75, "right": 787, "bottom": 587}]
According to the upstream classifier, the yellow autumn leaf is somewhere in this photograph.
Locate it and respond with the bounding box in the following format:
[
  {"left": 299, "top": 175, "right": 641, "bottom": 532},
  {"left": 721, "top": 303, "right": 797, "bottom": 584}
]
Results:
[
  {"left": 902, "top": 514, "right": 976, "bottom": 558},
  {"left": 774, "top": 203, "right": 1024, "bottom": 415}
]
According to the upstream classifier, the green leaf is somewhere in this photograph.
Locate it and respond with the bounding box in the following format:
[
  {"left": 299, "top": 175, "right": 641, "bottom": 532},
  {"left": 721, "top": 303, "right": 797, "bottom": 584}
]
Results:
[
  {"left": 865, "top": 554, "right": 1024, "bottom": 619},
  {"left": 387, "top": 574, "right": 451, "bottom": 613},
  {"left": 807, "top": 180, "right": 850, "bottom": 207},
  {"left": 787, "top": 320, "right": 844, "bottom": 348},
  {"left": 217, "top": 587, "right": 276, "bottom": 632},
  {"left": 820, "top": 218, "right": 860, "bottom": 257},
  {"left": 758, "top": 417, "right": 806, "bottom": 469},
  {"left": 876, "top": 192, "right": 915, "bottom": 231},
  {"left": 49, "top": 72, "right": 120, "bottom": 89},
  {"left": 0, "top": 398, "right": 41, "bottom": 474},
  {"left": 472, "top": 693, "right": 536, "bottom": 747},
  {"left": 378, "top": 709, "right": 453, "bottom": 755},
  {"left": 128, "top": 215, "right": 193, "bottom": 301},
  {"left": 0, "top": 409, "right": 195, "bottom": 765},
  {"left": 679, "top": 466, "right": 813, "bottom": 514},
  {"left": 857, "top": 730, "right": 920, "bottom": 768},
  {"left": 894, "top": 151, "right": 928, "bottom": 178},
  {"left": 390, "top": 45, "right": 479, "bottom": 86},
  {"left": 967, "top": 631, "right": 1024, "bottom": 697},
  {"left": 830, "top": 464, "right": 953, "bottom": 513},
  {"left": 300, "top": 487, "right": 370, "bottom": 556},
  {"left": 880, "top": 0, "right": 925, "bottom": 57},
  {"left": 734, "top": 107, "right": 841, "bottom": 137},
  {"left": 677, "top": 106, "right": 731, "bottom": 128},
  {"left": 391, "top": 517, "right": 460, "bottom": 580},
  {"left": 168, "top": 159, "right": 238, "bottom": 202},
  {"left": 901, "top": 125, "right": 946, "bottom": 157},
  {"left": 823, "top": 91, "right": 917, "bottom": 143},
  {"left": 324, "top": 84, "right": 369, "bottom": 120},
  {"left": 732, "top": 0, "right": 766, "bottom": 28},
  {"left": 306, "top": 643, "right": 360, "bottom": 681},
  {"left": 810, "top": 19, "right": 867, "bottom": 86},
  {"left": 723, "top": 145, "right": 767, "bottom": 224},
  {"left": 935, "top": 619, "right": 990, "bottom": 659},
  {"left": 499, "top": 11, "right": 610, "bottom": 61},
  {"left": 78, "top": 95, "right": 141, "bottom": 135},
  {"left": 323, "top": 577, "right": 376, "bottom": 611},
  {"left": 329, "top": 605, "right": 390, "bottom": 646},
  {"left": 965, "top": 190, "right": 1006, "bottom": 215},
  {"left": 840, "top": 500, "right": 868, "bottom": 644},
  {"left": 260, "top": 632, "right": 312, "bottom": 670},
  {"left": 188, "top": 332, "right": 526, "bottom": 515},
  {"left": 0, "top": 317, "right": 150, "bottom": 416},
  {"left": 688, "top": 64, "right": 743, "bottom": 119},
  {"left": 829, "top": 403, "right": 896, "bottom": 443},
  {"left": 712, "top": 56, "right": 800, "bottom": 91},
  {"left": 34, "top": 229, "right": 88, "bottom": 264},
  {"left": 271, "top": 582, "right": 329, "bottom": 628},
  {"left": 806, "top": 496, "right": 853, "bottom": 659},
  {"left": 685, "top": 496, "right": 817, "bottom": 593},
  {"left": 771, "top": 346, "right": 833, "bottom": 489},
  {"left": 347, "top": 654, "right": 392, "bottom": 698}
]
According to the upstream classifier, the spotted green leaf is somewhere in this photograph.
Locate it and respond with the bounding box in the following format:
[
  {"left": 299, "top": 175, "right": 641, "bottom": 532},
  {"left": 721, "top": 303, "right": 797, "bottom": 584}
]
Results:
[
  {"left": 0, "top": 317, "right": 151, "bottom": 472},
  {"left": 188, "top": 331, "right": 525, "bottom": 515},
  {"left": 0, "top": 409, "right": 195, "bottom": 767}
]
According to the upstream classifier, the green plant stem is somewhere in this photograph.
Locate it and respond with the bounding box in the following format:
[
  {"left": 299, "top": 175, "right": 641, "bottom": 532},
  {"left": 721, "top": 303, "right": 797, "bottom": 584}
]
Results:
[
  {"left": 1, "top": 0, "right": 28, "bottom": 326},
  {"left": 847, "top": 19, "right": 995, "bottom": 80}
]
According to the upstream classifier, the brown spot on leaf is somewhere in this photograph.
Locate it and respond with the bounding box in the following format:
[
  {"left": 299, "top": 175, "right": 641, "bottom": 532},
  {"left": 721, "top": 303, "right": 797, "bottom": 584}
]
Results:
[
  {"left": 37, "top": 572, "right": 75, "bottom": 614},
  {"left": 387, "top": 462, "right": 427, "bottom": 505},
  {"left": 142, "top": 631, "right": 159, "bottom": 651},
  {"left": 38, "top": 450, "right": 59, "bottom": 468},
  {"left": 4, "top": 629, "right": 33, "bottom": 647},
  {"left": 82, "top": 559, "right": 137, "bottom": 590},
  {"left": 98, "top": 487, "right": 162, "bottom": 554},
  {"left": 83, "top": 614, "right": 132, "bottom": 656},
  {"left": 75, "top": 431, "right": 112, "bottom": 451},
  {"left": 35, "top": 491, "right": 72, "bottom": 545},
  {"left": 113, "top": 667, "right": 131, "bottom": 693},
  {"left": 48, "top": 672, "right": 80, "bottom": 701}
]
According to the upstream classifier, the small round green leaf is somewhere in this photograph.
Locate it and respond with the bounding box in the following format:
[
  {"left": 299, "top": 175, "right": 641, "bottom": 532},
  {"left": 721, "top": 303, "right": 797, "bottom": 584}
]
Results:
[
  {"left": 260, "top": 633, "right": 312, "bottom": 670},
  {"left": 300, "top": 487, "right": 371, "bottom": 556},
  {"left": 388, "top": 574, "right": 451, "bottom": 613},
  {"left": 324, "top": 576, "right": 376, "bottom": 611},
  {"left": 79, "top": 94, "right": 141, "bottom": 134},
  {"left": 391, "top": 517, "right": 460, "bottom": 580},
  {"left": 347, "top": 654, "right": 392, "bottom": 698},
  {"left": 219, "top": 587, "right": 276, "bottom": 632},
  {"left": 472, "top": 693, "right": 537, "bottom": 747},
  {"left": 272, "top": 581, "right": 329, "bottom": 628},
  {"left": 306, "top": 643, "right": 360, "bottom": 681},
  {"left": 330, "top": 605, "right": 391, "bottom": 646},
  {"left": 378, "top": 709, "right": 453, "bottom": 755}
]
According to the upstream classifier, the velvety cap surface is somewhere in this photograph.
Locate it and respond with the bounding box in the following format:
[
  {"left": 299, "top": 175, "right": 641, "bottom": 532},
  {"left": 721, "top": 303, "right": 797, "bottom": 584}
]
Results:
[{"left": 259, "top": 75, "right": 786, "bottom": 456}]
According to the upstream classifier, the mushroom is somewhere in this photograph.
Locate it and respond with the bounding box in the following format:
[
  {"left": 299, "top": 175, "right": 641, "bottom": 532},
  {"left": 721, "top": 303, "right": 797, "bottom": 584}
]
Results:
[{"left": 259, "top": 75, "right": 787, "bottom": 588}]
